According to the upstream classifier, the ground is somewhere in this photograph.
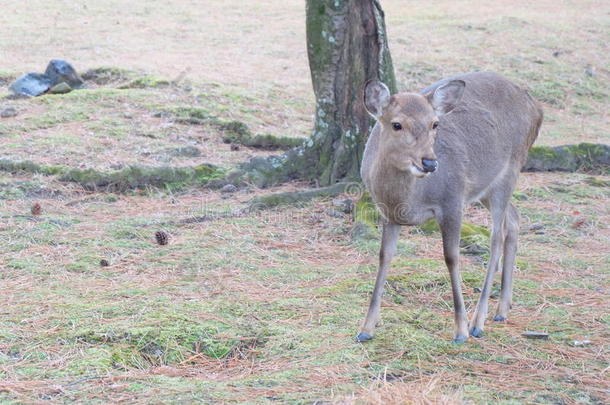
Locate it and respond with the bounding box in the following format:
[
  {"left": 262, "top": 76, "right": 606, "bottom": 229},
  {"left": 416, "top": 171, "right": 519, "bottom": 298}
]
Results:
[{"left": 0, "top": 0, "right": 609, "bottom": 404}]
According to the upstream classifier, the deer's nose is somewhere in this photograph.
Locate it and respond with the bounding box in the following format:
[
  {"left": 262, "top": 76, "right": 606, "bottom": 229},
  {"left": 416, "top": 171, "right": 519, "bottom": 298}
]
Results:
[{"left": 421, "top": 158, "right": 438, "bottom": 173}]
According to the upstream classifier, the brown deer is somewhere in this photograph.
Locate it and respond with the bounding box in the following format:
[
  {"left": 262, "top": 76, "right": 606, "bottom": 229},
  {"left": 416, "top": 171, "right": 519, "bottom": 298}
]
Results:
[{"left": 357, "top": 72, "right": 543, "bottom": 343}]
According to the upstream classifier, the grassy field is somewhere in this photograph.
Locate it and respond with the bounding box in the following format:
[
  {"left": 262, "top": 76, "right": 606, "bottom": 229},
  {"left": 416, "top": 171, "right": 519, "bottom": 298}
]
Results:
[{"left": 0, "top": 0, "right": 609, "bottom": 404}]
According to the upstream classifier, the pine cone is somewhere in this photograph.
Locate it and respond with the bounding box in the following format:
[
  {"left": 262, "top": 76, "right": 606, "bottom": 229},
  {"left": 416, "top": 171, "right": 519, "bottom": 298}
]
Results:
[
  {"left": 100, "top": 259, "right": 110, "bottom": 267},
  {"left": 155, "top": 231, "right": 169, "bottom": 245},
  {"left": 31, "top": 202, "right": 42, "bottom": 216}
]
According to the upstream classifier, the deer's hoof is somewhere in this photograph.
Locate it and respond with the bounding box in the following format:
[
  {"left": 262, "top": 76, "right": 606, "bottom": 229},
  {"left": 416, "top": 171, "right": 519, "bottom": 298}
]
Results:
[
  {"left": 452, "top": 335, "right": 468, "bottom": 344},
  {"left": 493, "top": 315, "right": 506, "bottom": 322},
  {"left": 469, "top": 327, "right": 484, "bottom": 338},
  {"left": 355, "top": 333, "right": 373, "bottom": 342}
]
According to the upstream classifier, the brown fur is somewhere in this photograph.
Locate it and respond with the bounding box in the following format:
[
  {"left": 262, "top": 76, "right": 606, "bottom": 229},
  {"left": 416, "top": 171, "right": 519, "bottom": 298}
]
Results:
[{"left": 357, "top": 72, "right": 543, "bottom": 343}]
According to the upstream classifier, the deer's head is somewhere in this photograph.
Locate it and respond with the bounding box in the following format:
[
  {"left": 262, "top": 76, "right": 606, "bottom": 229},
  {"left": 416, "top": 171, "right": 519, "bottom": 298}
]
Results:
[{"left": 363, "top": 79, "right": 465, "bottom": 177}]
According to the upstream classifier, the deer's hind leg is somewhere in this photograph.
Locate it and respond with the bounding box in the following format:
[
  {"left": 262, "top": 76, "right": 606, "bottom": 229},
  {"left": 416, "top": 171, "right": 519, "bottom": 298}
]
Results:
[
  {"left": 439, "top": 210, "right": 469, "bottom": 343},
  {"left": 469, "top": 191, "right": 511, "bottom": 338},
  {"left": 494, "top": 202, "right": 519, "bottom": 322}
]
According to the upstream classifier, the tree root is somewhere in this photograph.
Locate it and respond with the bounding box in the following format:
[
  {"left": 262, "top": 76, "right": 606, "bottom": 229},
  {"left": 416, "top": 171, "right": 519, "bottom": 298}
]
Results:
[{"left": 248, "top": 182, "right": 352, "bottom": 210}]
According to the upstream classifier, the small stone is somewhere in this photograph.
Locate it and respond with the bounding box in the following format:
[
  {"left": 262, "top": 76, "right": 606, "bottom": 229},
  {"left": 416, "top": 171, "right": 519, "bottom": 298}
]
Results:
[
  {"left": 473, "top": 286, "right": 499, "bottom": 298},
  {"left": 221, "top": 184, "right": 237, "bottom": 193},
  {"left": 230, "top": 143, "right": 240, "bottom": 151},
  {"left": 513, "top": 192, "right": 528, "bottom": 201},
  {"left": 48, "top": 82, "right": 73, "bottom": 94},
  {"left": 31, "top": 202, "right": 42, "bottom": 216},
  {"left": 155, "top": 231, "right": 169, "bottom": 245},
  {"left": 332, "top": 198, "right": 353, "bottom": 214},
  {"left": 9, "top": 73, "right": 52, "bottom": 96},
  {"left": 529, "top": 223, "right": 544, "bottom": 231},
  {"left": 0, "top": 107, "right": 17, "bottom": 118},
  {"left": 44, "top": 59, "right": 84, "bottom": 88},
  {"left": 571, "top": 339, "right": 592, "bottom": 347},
  {"left": 100, "top": 259, "right": 110, "bottom": 267},
  {"left": 326, "top": 209, "right": 343, "bottom": 218},
  {"left": 522, "top": 331, "right": 549, "bottom": 340}
]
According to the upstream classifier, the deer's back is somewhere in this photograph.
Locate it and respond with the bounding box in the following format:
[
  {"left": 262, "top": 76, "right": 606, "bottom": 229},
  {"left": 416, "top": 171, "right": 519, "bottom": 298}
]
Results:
[{"left": 418, "top": 72, "right": 543, "bottom": 206}]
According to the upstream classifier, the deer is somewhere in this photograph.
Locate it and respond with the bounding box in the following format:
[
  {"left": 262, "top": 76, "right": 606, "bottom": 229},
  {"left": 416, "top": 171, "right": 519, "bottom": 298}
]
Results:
[{"left": 357, "top": 71, "right": 543, "bottom": 343}]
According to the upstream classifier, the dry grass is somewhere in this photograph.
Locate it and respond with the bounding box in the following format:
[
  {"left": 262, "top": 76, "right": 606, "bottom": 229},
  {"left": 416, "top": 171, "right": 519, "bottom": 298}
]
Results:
[
  {"left": 1, "top": 0, "right": 608, "bottom": 146},
  {"left": 1, "top": 171, "right": 608, "bottom": 403},
  {"left": 1, "top": 0, "right": 609, "bottom": 404}
]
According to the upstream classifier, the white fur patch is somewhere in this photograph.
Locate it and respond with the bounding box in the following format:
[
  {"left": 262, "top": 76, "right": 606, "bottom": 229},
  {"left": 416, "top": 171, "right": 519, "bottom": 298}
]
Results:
[{"left": 410, "top": 165, "right": 427, "bottom": 178}]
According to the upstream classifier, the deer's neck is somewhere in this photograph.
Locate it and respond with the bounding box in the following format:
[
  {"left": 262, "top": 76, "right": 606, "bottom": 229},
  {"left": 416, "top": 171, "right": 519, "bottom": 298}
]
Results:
[{"left": 369, "top": 161, "right": 427, "bottom": 225}]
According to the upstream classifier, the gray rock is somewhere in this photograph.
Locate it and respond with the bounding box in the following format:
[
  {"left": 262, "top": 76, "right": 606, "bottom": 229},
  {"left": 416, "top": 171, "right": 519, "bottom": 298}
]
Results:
[
  {"left": 44, "top": 59, "right": 84, "bottom": 88},
  {"left": 522, "top": 331, "right": 549, "bottom": 340},
  {"left": 529, "top": 223, "right": 544, "bottom": 231},
  {"left": 48, "top": 82, "right": 73, "bottom": 94},
  {"left": 221, "top": 184, "right": 238, "bottom": 193},
  {"left": 332, "top": 198, "right": 353, "bottom": 214},
  {"left": 9, "top": 73, "right": 52, "bottom": 96},
  {"left": 473, "top": 286, "right": 499, "bottom": 298},
  {"left": 0, "top": 107, "right": 18, "bottom": 118},
  {"left": 326, "top": 209, "right": 343, "bottom": 218},
  {"left": 513, "top": 192, "right": 528, "bottom": 201}
]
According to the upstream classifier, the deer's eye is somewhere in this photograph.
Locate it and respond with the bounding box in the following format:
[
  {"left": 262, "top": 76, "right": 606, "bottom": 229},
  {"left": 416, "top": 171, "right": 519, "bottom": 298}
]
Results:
[
  {"left": 391, "top": 122, "right": 402, "bottom": 131},
  {"left": 432, "top": 121, "right": 439, "bottom": 130}
]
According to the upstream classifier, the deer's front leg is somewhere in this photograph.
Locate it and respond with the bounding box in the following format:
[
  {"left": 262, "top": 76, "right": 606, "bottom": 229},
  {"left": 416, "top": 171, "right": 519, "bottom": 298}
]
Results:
[
  {"left": 356, "top": 222, "right": 400, "bottom": 342},
  {"left": 440, "top": 215, "right": 469, "bottom": 343}
]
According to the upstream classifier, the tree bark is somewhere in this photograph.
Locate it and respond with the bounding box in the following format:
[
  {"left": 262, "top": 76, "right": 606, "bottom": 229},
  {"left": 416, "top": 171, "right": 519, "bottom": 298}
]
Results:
[
  {"left": 242, "top": 0, "right": 395, "bottom": 187},
  {"left": 306, "top": 0, "right": 396, "bottom": 185}
]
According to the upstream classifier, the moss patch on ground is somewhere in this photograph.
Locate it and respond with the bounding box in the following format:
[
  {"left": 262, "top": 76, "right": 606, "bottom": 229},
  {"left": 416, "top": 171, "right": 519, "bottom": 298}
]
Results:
[
  {"left": 524, "top": 143, "right": 610, "bottom": 173},
  {"left": 0, "top": 159, "right": 225, "bottom": 191},
  {"left": 1, "top": 53, "right": 609, "bottom": 404}
]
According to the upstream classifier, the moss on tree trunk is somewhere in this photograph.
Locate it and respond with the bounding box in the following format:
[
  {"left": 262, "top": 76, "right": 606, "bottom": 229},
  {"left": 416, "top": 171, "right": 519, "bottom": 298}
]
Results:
[{"left": 243, "top": 0, "right": 396, "bottom": 187}]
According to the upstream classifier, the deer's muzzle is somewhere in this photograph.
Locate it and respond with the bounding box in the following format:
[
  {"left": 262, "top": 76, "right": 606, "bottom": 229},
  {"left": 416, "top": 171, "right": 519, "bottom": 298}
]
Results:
[{"left": 421, "top": 158, "right": 438, "bottom": 173}]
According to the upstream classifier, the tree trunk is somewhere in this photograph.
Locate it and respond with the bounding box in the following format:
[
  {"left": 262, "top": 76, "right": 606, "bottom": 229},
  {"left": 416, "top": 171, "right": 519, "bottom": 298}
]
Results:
[
  {"left": 242, "top": 0, "right": 395, "bottom": 187},
  {"left": 306, "top": 0, "right": 396, "bottom": 185}
]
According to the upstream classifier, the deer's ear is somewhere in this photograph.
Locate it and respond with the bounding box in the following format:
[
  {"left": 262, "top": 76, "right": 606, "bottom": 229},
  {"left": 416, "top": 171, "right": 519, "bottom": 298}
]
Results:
[
  {"left": 363, "top": 80, "right": 391, "bottom": 118},
  {"left": 426, "top": 80, "right": 465, "bottom": 116}
]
